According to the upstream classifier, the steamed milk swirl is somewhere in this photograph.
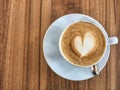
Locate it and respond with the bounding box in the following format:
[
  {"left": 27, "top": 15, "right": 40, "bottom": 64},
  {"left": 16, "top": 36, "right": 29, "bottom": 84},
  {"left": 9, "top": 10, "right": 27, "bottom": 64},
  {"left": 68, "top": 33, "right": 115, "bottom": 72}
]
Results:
[{"left": 61, "top": 22, "right": 106, "bottom": 66}]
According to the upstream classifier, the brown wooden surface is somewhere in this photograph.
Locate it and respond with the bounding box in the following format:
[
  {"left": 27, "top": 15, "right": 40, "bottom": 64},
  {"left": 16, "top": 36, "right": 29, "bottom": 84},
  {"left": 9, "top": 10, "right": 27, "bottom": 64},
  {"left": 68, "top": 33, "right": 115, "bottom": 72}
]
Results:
[{"left": 0, "top": 0, "right": 120, "bottom": 90}]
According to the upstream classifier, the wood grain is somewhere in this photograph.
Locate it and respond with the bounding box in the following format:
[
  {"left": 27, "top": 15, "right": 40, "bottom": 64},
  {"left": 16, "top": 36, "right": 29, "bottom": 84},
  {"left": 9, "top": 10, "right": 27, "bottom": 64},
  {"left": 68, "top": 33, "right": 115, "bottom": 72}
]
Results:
[{"left": 0, "top": 0, "right": 120, "bottom": 90}]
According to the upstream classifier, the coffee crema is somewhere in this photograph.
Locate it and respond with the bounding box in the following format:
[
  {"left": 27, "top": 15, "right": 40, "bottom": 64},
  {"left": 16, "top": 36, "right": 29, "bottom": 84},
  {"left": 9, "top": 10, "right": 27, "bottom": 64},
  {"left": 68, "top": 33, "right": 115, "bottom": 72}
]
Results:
[{"left": 61, "top": 22, "right": 106, "bottom": 66}]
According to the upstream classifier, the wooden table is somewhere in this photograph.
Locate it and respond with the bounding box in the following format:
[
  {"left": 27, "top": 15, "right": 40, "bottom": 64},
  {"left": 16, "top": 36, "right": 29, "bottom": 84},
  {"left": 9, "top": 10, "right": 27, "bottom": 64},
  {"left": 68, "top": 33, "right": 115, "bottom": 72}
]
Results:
[{"left": 0, "top": 0, "right": 120, "bottom": 90}]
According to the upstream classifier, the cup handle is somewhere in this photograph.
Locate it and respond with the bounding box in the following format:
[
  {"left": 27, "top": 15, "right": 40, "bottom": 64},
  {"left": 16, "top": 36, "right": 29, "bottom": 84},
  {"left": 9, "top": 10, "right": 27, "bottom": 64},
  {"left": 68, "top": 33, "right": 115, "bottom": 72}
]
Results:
[{"left": 108, "top": 37, "right": 118, "bottom": 45}]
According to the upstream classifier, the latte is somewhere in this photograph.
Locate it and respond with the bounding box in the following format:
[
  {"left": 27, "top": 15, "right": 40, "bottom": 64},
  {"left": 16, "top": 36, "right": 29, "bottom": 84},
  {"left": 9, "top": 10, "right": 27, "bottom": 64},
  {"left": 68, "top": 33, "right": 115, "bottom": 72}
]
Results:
[{"left": 60, "top": 22, "right": 106, "bottom": 66}]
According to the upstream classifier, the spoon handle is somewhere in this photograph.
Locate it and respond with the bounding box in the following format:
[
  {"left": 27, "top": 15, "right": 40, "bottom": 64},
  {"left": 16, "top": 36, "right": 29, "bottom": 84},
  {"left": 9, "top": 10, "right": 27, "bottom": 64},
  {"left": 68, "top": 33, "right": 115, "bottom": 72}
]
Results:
[{"left": 92, "top": 65, "right": 100, "bottom": 75}]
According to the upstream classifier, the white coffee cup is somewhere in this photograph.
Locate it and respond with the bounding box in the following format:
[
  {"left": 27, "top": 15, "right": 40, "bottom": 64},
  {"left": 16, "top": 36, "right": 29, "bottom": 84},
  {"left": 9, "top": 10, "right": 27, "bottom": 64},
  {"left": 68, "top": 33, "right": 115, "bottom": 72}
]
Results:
[{"left": 59, "top": 14, "right": 118, "bottom": 67}]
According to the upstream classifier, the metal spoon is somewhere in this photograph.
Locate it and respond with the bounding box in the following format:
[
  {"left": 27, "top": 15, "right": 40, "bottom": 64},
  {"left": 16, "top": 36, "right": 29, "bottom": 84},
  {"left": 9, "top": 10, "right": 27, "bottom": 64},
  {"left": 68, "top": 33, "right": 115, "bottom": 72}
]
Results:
[{"left": 91, "top": 65, "right": 99, "bottom": 75}]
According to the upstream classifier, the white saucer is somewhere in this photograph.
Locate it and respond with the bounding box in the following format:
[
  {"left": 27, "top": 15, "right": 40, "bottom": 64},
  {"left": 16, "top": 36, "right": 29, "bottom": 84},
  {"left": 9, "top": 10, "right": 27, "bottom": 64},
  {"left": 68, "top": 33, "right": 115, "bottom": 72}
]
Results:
[{"left": 43, "top": 14, "right": 110, "bottom": 81}]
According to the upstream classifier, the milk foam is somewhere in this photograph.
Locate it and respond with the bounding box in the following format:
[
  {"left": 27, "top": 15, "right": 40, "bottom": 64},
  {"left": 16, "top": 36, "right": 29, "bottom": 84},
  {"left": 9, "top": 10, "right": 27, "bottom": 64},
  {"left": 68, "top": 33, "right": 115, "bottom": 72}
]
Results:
[{"left": 74, "top": 32, "right": 95, "bottom": 56}]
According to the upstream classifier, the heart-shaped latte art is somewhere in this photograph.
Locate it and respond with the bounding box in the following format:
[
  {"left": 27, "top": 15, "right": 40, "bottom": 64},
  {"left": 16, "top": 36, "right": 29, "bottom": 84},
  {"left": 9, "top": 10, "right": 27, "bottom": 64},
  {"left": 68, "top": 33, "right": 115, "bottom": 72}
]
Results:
[{"left": 74, "top": 32, "right": 96, "bottom": 56}]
